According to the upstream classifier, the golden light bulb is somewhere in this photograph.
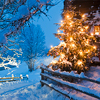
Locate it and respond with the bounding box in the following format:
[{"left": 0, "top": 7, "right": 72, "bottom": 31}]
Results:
[
  {"left": 57, "top": 30, "right": 60, "bottom": 33},
  {"left": 82, "top": 14, "right": 85, "bottom": 18},
  {"left": 61, "top": 23, "right": 63, "bottom": 26},
  {"left": 77, "top": 60, "right": 82, "bottom": 65},
  {"left": 59, "top": 58, "right": 61, "bottom": 62},
  {"left": 86, "top": 40, "right": 89, "bottom": 45},
  {"left": 70, "top": 37, "right": 73, "bottom": 41},
  {"left": 61, "top": 20, "right": 63, "bottom": 23},
  {"left": 61, "top": 53, "right": 65, "bottom": 58},
  {"left": 66, "top": 15, "right": 69, "bottom": 18},
  {"left": 85, "top": 26, "right": 88, "bottom": 29},
  {"left": 71, "top": 44, "right": 75, "bottom": 47},
  {"left": 70, "top": 23, "right": 72, "bottom": 25},
  {"left": 95, "top": 32, "right": 99, "bottom": 35},
  {"left": 74, "top": 55, "right": 76, "bottom": 59},
  {"left": 91, "top": 33, "right": 94, "bottom": 36},
  {"left": 81, "top": 29, "right": 84, "bottom": 32},
  {"left": 60, "top": 42, "right": 66, "bottom": 47},
  {"left": 51, "top": 60, "right": 57, "bottom": 64},
  {"left": 70, "top": 22, "right": 73, "bottom": 27},
  {"left": 79, "top": 51, "right": 83, "bottom": 55},
  {"left": 50, "top": 45, "right": 53, "bottom": 48},
  {"left": 86, "top": 50, "right": 90, "bottom": 53},
  {"left": 93, "top": 46, "right": 96, "bottom": 49},
  {"left": 70, "top": 24, "right": 72, "bottom": 27},
  {"left": 88, "top": 50, "right": 90, "bottom": 52}
]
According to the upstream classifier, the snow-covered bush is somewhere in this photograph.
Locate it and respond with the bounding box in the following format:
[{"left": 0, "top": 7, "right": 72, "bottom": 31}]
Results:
[
  {"left": 19, "top": 23, "right": 46, "bottom": 71},
  {"left": 0, "top": 0, "right": 58, "bottom": 69}
]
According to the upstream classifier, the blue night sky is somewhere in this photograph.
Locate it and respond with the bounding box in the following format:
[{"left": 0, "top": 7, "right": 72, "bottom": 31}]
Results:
[{"left": 34, "top": 0, "right": 64, "bottom": 48}]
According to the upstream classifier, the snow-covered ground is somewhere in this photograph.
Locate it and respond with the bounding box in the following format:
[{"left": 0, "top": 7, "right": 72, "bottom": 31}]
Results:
[
  {"left": 0, "top": 56, "right": 69, "bottom": 100},
  {"left": 0, "top": 56, "right": 100, "bottom": 100}
]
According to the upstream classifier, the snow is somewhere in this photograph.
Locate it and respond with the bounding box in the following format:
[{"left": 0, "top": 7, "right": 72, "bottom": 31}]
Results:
[
  {"left": 0, "top": 0, "right": 52, "bottom": 44},
  {"left": 41, "top": 65, "right": 88, "bottom": 79},
  {"left": 0, "top": 56, "right": 69, "bottom": 100},
  {"left": 69, "top": 71, "right": 74, "bottom": 76},
  {"left": 18, "top": 5, "right": 29, "bottom": 17},
  {"left": 41, "top": 80, "right": 84, "bottom": 100},
  {"left": 92, "top": 57, "right": 100, "bottom": 62},
  {"left": 41, "top": 63, "right": 100, "bottom": 99},
  {"left": 41, "top": 73, "right": 100, "bottom": 99},
  {"left": 96, "top": 78, "right": 100, "bottom": 82},
  {"left": 12, "top": 0, "right": 50, "bottom": 21},
  {"left": 0, "top": 56, "right": 100, "bottom": 100},
  {"left": 26, "top": 0, "right": 39, "bottom": 9},
  {"left": 0, "top": 83, "right": 69, "bottom": 100},
  {"left": 80, "top": 72, "right": 85, "bottom": 78}
]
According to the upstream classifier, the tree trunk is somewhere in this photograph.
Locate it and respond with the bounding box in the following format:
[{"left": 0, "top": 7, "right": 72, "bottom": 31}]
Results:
[{"left": 28, "top": 58, "right": 35, "bottom": 72}]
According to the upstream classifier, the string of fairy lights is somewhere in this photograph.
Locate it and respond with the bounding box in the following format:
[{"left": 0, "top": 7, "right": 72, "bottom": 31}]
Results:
[{"left": 47, "top": 6, "right": 97, "bottom": 73}]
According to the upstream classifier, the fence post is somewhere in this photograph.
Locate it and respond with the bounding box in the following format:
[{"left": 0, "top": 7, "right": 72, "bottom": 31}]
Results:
[
  {"left": 12, "top": 74, "right": 14, "bottom": 80},
  {"left": 41, "top": 68, "right": 44, "bottom": 87}
]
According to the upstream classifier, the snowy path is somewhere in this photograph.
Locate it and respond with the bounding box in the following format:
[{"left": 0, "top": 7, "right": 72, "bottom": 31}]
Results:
[
  {"left": 0, "top": 60, "right": 69, "bottom": 100},
  {"left": 0, "top": 58, "right": 100, "bottom": 100},
  {"left": 0, "top": 82, "right": 69, "bottom": 100},
  {"left": 0, "top": 81, "right": 33, "bottom": 95}
]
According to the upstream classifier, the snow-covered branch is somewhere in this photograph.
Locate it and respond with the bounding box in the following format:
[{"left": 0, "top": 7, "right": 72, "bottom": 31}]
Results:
[
  {"left": 0, "top": 55, "right": 20, "bottom": 69},
  {"left": 0, "top": 0, "right": 57, "bottom": 45}
]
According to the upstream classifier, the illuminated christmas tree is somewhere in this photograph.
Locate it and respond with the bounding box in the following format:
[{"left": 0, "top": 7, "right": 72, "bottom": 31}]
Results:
[{"left": 47, "top": 4, "right": 97, "bottom": 73}]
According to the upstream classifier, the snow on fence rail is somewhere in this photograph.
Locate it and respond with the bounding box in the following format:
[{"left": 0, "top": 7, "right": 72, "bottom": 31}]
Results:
[
  {"left": 40, "top": 65, "right": 100, "bottom": 99},
  {"left": 0, "top": 74, "right": 28, "bottom": 82}
]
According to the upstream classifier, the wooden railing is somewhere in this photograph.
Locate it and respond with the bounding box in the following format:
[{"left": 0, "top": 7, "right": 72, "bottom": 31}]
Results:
[
  {"left": 40, "top": 65, "right": 100, "bottom": 100},
  {"left": 0, "top": 74, "right": 28, "bottom": 82}
]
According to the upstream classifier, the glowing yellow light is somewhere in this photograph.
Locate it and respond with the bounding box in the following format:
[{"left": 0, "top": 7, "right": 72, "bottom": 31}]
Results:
[
  {"left": 85, "top": 26, "right": 88, "bottom": 29},
  {"left": 88, "top": 50, "right": 90, "bottom": 52},
  {"left": 70, "top": 24, "right": 72, "bottom": 27},
  {"left": 61, "top": 23, "right": 63, "bottom": 26},
  {"left": 82, "top": 14, "right": 85, "bottom": 18},
  {"left": 71, "top": 44, "right": 75, "bottom": 47},
  {"left": 70, "top": 23, "right": 72, "bottom": 25},
  {"left": 50, "top": 45, "right": 53, "bottom": 48},
  {"left": 60, "top": 53, "right": 65, "bottom": 58},
  {"left": 86, "top": 40, "right": 89, "bottom": 44},
  {"left": 81, "top": 29, "right": 84, "bottom": 32},
  {"left": 66, "top": 15, "right": 69, "bottom": 18},
  {"left": 61, "top": 20, "right": 63, "bottom": 23},
  {"left": 79, "top": 51, "right": 83, "bottom": 55},
  {"left": 95, "top": 32, "right": 99, "bottom": 35},
  {"left": 70, "top": 22, "right": 73, "bottom": 27},
  {"left": 57, "top": 30, "right": 60, "bottom": 33},
  {"left": 70, "top": 37, "right": 73, "bottom": 41},
  {"left": 91, "top": 33, "right": 94, "bottom": 36},
  {"left": 60, "top": 42, "right": 66, "bottom": 47},
  {"left": 51, "top": 60, "right": 57, "bottom": 64},
  {"left": 59, "top": 59, "right": 61, "bottom": 62},
  {"left": 77, "top": 60, "right": 82, "bottom": 65},
  {"left": 74, "top": 55, "right": 76, "bottom": 59},
  {"left": 86, "top": 50, "right": 90, "bottom": 53},
  {"left": 93, "top": 46, "right": 96, "bottom": 49}
]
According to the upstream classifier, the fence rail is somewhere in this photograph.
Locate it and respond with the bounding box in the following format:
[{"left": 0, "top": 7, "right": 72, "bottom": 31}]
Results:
[
  {"left": 0, "top": 74, "right": 28, "bottom": 83},
  {"left": 40, "top": 65, "right": 100, "bottom": 99}
]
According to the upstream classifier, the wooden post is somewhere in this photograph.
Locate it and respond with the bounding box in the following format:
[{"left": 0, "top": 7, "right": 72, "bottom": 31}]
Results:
[
  {"left": 12, "top": 74, "right": 14, "bottom": 80},
  {"left": 41, "top": 68, "right": 44, "bottom": 87}
]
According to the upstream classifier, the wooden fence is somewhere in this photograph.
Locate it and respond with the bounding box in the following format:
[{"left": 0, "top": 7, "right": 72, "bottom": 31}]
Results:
[
  {"left": 40, "top": 65, "right": 100, "bottom": 100},
  {"left": 0, "top": 74, "right": 28, "bottom": 82}
]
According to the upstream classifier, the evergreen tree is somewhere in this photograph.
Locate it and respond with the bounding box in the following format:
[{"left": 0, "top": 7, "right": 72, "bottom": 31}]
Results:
[{"left": 47, "top": 4, "right": 97, "bottom": 73}]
